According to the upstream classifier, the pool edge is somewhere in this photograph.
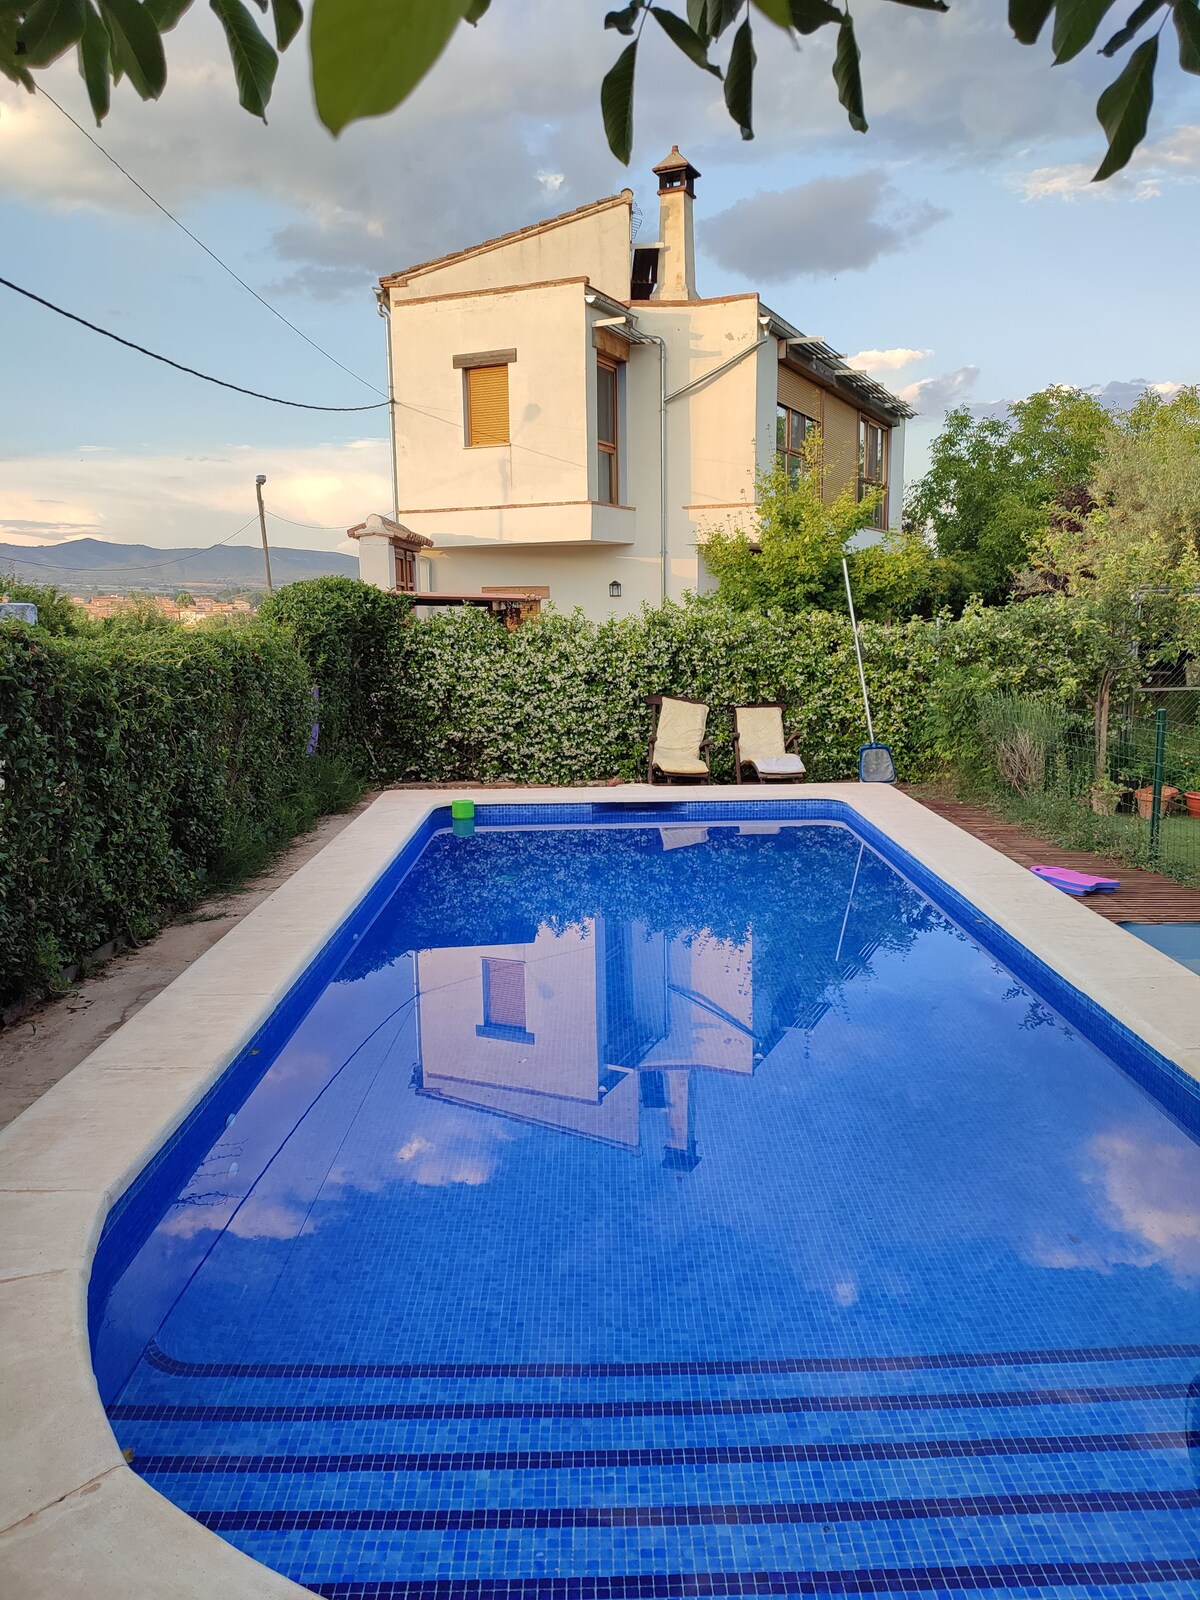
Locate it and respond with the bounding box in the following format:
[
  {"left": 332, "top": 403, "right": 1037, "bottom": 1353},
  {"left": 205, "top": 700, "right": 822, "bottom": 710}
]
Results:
[{"left": 2, "top": 781, "right": 1198, "bottom": 1598}]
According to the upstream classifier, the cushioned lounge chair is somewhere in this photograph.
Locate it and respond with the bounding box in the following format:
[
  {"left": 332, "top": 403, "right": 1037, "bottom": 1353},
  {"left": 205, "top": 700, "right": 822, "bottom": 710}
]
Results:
[
  {"left": 732, "top": 703, "right": 806, "bottom": 783},
  {"left": 646, "top": 694, "right": 712, "bottom": 785}
]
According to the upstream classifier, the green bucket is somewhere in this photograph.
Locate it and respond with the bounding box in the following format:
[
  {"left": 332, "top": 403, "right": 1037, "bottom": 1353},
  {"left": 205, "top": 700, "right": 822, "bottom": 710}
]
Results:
[{"left": 451, "top": 799, "right": 475, "bottom": 821}]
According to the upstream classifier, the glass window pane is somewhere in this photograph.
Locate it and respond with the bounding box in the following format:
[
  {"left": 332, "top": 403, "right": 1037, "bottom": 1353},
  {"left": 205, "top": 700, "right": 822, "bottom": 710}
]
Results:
[
  {"left": 597, "top": 363, "right": 616, "bottom": 445},
  {"left": 776, "top": 405, "right": 788, "bottom": 451},
  {"left": 598, "top": 449, "right": 615, "bottom": 504},
  {"left": 790, "top": 411, "right": 808, "bottom": 452}
]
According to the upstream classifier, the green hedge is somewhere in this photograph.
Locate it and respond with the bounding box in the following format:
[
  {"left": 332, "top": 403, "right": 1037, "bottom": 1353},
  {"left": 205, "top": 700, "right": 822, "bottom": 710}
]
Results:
[
  {"left": 0, "top": 622, "right": 316, "bottom": 1002},
  {"left": 2, "top": 576, "right": 1104, "bottom": 1003},
  {"left": 268, "top": 582, "right": 1093, "bottom": 788}
]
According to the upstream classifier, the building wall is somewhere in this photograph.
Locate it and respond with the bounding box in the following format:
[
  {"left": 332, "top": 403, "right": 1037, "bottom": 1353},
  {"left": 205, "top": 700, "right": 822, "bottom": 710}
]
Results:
[
  {"left": 387, "top": 196, "right": 634, "bottom": 306},
  {"left": 636, "top": 296, "right": 764, "bottom": 602}
]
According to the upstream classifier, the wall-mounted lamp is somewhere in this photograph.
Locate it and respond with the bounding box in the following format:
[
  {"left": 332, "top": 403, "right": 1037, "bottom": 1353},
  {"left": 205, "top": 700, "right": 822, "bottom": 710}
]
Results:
[{"left": 609, "top": 580, "right": 622, "bottom": 598}]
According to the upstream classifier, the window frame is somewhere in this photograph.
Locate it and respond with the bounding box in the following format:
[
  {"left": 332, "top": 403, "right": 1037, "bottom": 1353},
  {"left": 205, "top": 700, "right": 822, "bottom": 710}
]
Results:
[
  {"left": 857, "top": 415, "right": 889, "bottom": 529},
  {"left": 776, "top": 401, "right": 815, "bottom": 483},
  {"left": 596, "top": 356, "right": 620, "bottom": 506}
]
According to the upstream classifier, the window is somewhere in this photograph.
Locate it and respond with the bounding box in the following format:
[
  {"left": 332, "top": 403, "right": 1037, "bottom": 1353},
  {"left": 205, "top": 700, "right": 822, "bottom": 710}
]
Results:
[
  {"left": 395, "top": 547, "right": 416, "bottom": 594},
  {"left": 776, "top": 403, "right": 815, "bottom": 482},
  {"left": 596, "top": 358, "right": 619, "bottom": 505},
  {"left": 464, "top": 363, "right": 510, "bottom": 447},
  {"left": 858, "top": 418, "right": 889, "bottom": 528},
  {"left": 476, "top": 957, "right": 535, "bottom": 1044}
]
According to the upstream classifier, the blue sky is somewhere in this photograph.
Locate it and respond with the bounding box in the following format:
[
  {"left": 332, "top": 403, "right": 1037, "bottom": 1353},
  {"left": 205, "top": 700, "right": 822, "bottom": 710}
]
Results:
[{"left": 1, "top": 2, "right": 1196, "bottom": 556}]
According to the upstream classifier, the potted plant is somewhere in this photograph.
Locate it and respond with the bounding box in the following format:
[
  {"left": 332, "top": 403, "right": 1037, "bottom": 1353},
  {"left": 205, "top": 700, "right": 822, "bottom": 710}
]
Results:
[
  {"left": 1184, "top": 772, "right": 1200, "bottom": 817},
  {"left": 1089, "top": 777, "right": 1123, "bottom": 816},
  {"left": 1135, "top": 783, "right": 1180, "bottom": 819}
]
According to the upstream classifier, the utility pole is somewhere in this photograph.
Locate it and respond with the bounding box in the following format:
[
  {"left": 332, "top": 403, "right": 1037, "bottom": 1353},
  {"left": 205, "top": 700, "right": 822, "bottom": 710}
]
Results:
[{"left": 254, "top": 474, "right": 273, "bottom": 594}]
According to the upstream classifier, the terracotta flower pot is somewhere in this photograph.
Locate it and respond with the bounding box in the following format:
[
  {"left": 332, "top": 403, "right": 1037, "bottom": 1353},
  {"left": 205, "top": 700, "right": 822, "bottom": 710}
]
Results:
[
  {"left": 1186, "top": 791, "right": 1200, "bottom": 818},
  {"left": 1135, "top": 785, "right": 1179, "bottom": 819}
]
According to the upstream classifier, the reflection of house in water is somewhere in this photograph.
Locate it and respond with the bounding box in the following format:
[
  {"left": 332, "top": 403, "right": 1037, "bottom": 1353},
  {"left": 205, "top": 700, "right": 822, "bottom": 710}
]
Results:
[{"left": 415, "top": 910, "right": 754, "bottom": 1170}]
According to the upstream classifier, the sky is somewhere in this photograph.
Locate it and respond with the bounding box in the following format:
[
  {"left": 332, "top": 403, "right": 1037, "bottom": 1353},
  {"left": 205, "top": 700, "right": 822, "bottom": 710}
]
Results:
[{"left": 1, "top": 2, "right": 1197, "bottom": 560}]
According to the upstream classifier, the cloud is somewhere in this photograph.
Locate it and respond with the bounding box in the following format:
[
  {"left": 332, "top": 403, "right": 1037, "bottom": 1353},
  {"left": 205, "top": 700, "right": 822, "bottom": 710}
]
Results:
[
  {"left": 699, "top": 173, "right": 946, "bottom": 283},
  {"left": 965, "top": 378, "right": 1187, "bottom": 422},
  {"left": 0, "top": 437, "right": 390, "bottom": 550},
  {"left": 847, "top": 348, "right": 933, "bottom": 375},
  {"left": 1082, "top": 378, "right": 1185, "bottom": 412},
  {"left": 897, "top": 366, "right": 980, "bottom": 414},
  {"left": 1010, "top": 123, "right": 1200, "bottom": 202}
]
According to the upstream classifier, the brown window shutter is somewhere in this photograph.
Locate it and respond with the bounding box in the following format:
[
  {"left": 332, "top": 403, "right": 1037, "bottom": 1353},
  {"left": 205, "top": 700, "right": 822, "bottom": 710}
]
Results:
[{"left": 466, "top": 364, "right": 510, "bottom": 446}]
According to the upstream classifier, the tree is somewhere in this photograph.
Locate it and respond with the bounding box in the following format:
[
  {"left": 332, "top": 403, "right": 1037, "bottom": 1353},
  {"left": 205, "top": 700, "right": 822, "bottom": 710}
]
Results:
[
  {"left": 174, "top": 590, "right": 195, "bottom": 608},
  {"left": 0, "top": 575, "right": 85, "bottom": 635},
  {"left": 905, "top": 387, "right": 1115, "bottom": 606},
  {"left": 5, "top": 0, "right": 1197, "bottom": 182},
  {"left": 701, "top": 438, "right": 878, "bottom": 614},
  {"left": 1088, "top": 386, "right": 1200, "bottom": 560},
  {"left": 1024, "top": 414, "right": 1200, "bottom": 778}
]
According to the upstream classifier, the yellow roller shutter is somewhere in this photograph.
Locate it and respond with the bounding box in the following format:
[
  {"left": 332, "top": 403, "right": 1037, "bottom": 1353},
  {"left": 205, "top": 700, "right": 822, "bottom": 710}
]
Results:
[{"left": 466, "top": 364, "right": 510, "bottom": 446}]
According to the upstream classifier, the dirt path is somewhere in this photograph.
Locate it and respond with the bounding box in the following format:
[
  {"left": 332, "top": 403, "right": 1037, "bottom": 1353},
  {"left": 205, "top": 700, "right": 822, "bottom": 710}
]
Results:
[{"left": 0, "top": 798, "right": 375, "bottom": 1130}]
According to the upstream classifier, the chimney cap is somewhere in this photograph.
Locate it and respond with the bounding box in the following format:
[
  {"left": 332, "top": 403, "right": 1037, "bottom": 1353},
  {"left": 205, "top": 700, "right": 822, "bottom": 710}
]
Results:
[{"left": 652, "top": 144, "right": 700, "bottom": 196}]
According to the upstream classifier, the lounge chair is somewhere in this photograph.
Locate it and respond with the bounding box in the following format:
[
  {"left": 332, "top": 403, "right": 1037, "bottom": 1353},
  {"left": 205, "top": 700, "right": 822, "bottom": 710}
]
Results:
[
  {"left": 732, "top": 702, "right": 806, "bottom": 783},
  {"left": 646, "top": 694, "right": 712, "bottom": 785}
]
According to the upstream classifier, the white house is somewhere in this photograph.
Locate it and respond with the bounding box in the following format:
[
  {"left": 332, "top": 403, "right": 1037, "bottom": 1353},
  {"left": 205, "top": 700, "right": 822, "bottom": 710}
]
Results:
[{"left": 356, "top": 148, "right": 913, "bottom": 619}]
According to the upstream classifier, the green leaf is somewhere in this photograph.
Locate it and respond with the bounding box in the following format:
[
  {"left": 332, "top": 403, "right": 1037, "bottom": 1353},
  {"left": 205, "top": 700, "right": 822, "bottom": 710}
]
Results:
[
  {"left": 601, "top": 37, "right": 638, "bottom": 163},
  {"left": 1098, "top": 0, "right": 1162, "bottom": 52},
  {"left": 788, "top": 0, "right": 845, "bottom": 34},
  {"left": 311, "top": 0, "right": 469, "bottom": 135},
  {"left": 269, "top": 0, "right": 301, "bottom": 47},
  {"left": 832, "top": 12, "right": 866, "bottom": 132},
  {"left": 604, "top": 3, "right": 640, "bottom": 34},
  {"left": 144, "top": 0, "right": 194, "bottom": 28},
  {"left": 76, "top": 0, "right": 111, "bottom": 118},
  {"left": 0, "top": 13, "right": 35, "bottom": 86},
  {"left": 651, "top": 5, "right": 721, "bottom": 72},
  {"left": 723, "top": 14, "right": 755, "bottom": 138},
  {"left": 750, "top": 0, "right": 791, "bottom": 23},
  {"left": 709, "top": 0, "right": 743, "bottom": 35},
  {"left": 17, "top": 0, "right": 86, "bottom": 67},
  {"left": 1053, "top": 0, "right": 1119, "bottom": 62},
  {"left": 1008, "top": 0, "right": 1053, "bottom": 43},
  {"left": 1175, "top": 0, "right": 1200, "bottom": 71},
  {"left": 1093, "top": 33, "right": 1157, "bottom": 179},
  {"left": 97, "top": 0, "right": 166, "bottom": 97},
  {"left": 687, "top": 0, "right": 709, "bottom": 40},
  {"left": 464, "top": 0, "right": 488, "bottom": 19},
  {"left": 881, "top": 0, "right": 949, "bottom": 10},
  {"left": 210, "top": 0, "right": 277, "bottom": 116}
]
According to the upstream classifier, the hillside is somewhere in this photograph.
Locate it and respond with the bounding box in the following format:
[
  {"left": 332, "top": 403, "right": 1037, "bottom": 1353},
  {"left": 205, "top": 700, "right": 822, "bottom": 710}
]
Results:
[{"left": 0, "top": 537, "right": 357, "bottom": 593}]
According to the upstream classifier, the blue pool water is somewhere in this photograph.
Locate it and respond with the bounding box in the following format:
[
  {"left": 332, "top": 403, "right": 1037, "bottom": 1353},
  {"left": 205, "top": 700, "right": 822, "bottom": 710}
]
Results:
[{"left": 90, "top": 804, "right": 1200, "bottom": 1600}]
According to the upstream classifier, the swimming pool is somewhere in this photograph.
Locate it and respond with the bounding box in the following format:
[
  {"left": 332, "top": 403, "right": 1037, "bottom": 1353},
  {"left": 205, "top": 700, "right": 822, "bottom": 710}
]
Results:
[{"left": 88, "top": 802, "right": 1200, "bottom": 1600}]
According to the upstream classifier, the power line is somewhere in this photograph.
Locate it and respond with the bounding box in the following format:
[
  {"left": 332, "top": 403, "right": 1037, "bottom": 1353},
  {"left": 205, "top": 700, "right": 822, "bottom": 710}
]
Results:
[
  {"left": 35, "top": 85, "right": 386, "bottom": 401},
  {"left": 6, "top": 517, "right": 261, "bottom": 577},
  {"left": 267, "top": 510, "right": 347, "bottom": 530},
  {"left": 0, "top": 275, "right": 389, "bottom": 413}
]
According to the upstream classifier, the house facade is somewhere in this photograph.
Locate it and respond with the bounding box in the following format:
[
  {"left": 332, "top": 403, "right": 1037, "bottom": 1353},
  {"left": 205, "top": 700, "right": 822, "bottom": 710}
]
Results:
[{"left": 359, "top": 149, "right": 912, "bottom": 619}]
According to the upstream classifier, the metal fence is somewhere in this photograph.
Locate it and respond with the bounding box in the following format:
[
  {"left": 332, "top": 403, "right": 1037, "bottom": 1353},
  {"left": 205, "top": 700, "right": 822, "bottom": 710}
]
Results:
[{"left": 977, "top": 685, "right": 1200, "bottom": 887}]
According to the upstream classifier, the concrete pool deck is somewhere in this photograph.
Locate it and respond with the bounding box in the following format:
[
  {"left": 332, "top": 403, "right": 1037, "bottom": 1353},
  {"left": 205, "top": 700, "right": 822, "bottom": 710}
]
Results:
[{"left": 3, "top": 782, "right": 1199, "bottom": 1599}]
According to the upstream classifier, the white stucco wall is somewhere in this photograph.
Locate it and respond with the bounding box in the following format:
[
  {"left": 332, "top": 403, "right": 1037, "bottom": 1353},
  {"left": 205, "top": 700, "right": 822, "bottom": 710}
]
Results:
[{"left": 387, "top": 195, "right": 634, "bottom": 306}]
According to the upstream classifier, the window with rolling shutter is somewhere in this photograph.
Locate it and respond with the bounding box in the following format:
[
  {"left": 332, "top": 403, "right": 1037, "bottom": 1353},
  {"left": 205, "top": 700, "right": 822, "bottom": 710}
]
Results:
[{"left": 464, "top": 364, "right": 510, "bottom": 446}]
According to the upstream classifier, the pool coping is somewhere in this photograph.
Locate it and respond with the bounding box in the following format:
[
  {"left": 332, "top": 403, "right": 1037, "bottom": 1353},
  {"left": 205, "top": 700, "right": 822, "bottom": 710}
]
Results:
[{"left": 3, "top": 781, "right": 1199, "bottom": 1598}]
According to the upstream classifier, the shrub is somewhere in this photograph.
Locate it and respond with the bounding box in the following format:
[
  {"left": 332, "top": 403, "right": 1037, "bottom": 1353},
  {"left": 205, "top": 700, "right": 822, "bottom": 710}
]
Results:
[
  {"left": 0, "top": 622, "right": 317, "bottom": 1002},
  {"left": 259, "top": 576, "right": 410, "bottom": 779}
]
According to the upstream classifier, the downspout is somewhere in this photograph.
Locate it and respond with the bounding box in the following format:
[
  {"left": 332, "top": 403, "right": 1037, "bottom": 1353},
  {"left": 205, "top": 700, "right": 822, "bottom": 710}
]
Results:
[{"left": 373, "top": 285, "right": 400, "bottom": 525}]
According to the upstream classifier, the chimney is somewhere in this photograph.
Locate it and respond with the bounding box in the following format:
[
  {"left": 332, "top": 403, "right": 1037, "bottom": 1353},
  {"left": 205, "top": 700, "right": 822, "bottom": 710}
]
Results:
[{"left": 651, "top": 145, "right": 699, "bottom": 301}]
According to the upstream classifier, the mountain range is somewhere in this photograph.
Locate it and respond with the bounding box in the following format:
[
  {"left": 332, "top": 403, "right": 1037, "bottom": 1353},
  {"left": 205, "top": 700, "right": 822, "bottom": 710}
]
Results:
[{"left": 0, "top": 537, "right": 357, "bottom": 593}]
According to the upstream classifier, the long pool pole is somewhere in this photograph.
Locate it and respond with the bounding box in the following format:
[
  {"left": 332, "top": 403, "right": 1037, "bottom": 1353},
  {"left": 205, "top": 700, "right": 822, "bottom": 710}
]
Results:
[{"left": 842, "top": 556, "right": 874, "bottom": 745}]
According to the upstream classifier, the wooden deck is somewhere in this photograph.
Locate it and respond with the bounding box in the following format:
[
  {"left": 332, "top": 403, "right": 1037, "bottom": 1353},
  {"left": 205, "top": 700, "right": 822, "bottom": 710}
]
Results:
[{"left": 909, "top": 790, "right": 1200, "bottom": 924}]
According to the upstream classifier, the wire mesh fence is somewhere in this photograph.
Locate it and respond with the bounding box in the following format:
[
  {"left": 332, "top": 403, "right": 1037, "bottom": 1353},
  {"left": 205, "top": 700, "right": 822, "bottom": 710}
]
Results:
[{"left": 976, "top": 684, "right": 1200, "bottom": 887}]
